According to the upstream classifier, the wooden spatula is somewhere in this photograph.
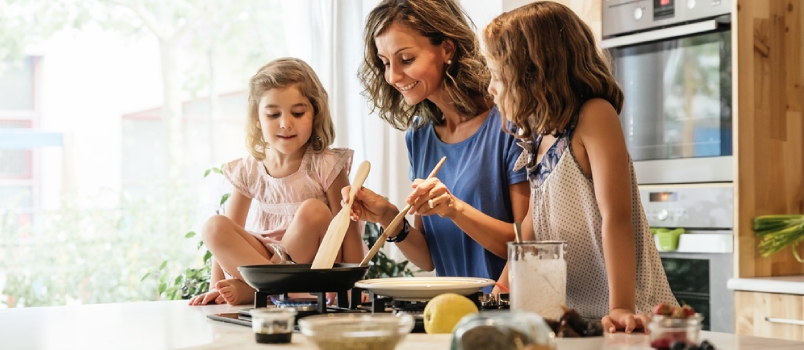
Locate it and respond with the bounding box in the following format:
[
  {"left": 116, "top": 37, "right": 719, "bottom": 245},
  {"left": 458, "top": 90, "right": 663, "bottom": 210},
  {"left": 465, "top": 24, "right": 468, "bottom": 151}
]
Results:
[
  {"left": 359, "top": 156, "right": 446, "bottom": 267},
  {"left": 311, "top": 160, "right": 371, "bottom": 269}
]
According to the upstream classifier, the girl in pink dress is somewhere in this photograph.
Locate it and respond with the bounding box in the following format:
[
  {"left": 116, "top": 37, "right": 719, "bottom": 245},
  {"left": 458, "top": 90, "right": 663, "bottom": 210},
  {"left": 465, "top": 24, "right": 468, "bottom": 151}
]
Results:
[{"left": 189, "top": 58, "right": 364, "bottom": 306}]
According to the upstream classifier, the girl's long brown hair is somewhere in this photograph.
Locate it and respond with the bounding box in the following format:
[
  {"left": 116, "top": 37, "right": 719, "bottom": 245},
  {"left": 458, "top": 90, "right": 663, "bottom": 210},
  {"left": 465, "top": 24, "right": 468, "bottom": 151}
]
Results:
[
  {"left": 358, "top": 0, "right": 490, "bottom": 130},
  {"left": 482, "top": 1, "right": 623, "bottom": 139},
  {"left": 245, "top": 58, "right": 334, "bottom": 160}
]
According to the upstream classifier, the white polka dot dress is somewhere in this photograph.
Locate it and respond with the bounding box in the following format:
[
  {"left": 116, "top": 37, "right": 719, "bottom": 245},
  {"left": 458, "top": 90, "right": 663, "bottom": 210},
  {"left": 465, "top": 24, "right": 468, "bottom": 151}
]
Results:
[{"left": 521, "top": 136, "right": 678, "bottom": 319}]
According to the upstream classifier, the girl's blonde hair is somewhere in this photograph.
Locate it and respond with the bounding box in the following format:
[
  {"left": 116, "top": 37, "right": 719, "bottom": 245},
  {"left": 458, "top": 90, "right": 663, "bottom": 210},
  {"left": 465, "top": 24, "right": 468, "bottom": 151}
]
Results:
[
  {"left": 482, "top": 1, "right": 623, "bottom": 139},
  {"left": 358, "top": 0, "right": 491, "bottom": 130},
  {"left": 245, "top": 57, "right": 335, "bottom": 160}
]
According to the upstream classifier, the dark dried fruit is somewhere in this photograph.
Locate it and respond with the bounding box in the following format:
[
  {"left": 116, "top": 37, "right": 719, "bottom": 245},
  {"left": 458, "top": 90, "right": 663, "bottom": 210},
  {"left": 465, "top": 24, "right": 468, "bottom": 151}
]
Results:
[
  {"left": 559, "top": 308, "right": 587, "bottom": 335},
  {"left": 556, "top": 324, "right": 580, "bottom": 338},
  {"left": 585, "top": 320, "right": 604, "bottom": 337},
  {"left": 699, "top": 340, "right": 715, "bottom": 350},
  {"left": 545, "top": 318, "right": 560, "bottom": 334},
  {"left": 670, "top": 341, "right": 687, "bottom": 350},
  {"left": 544, "top": 306, "right": 603, "bottom": 338}
]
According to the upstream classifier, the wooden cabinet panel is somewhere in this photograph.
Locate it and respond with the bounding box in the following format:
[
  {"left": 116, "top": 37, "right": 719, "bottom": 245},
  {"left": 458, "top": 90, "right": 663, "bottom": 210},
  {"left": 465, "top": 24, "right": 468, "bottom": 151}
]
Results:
[
  {"left": 734, "top": 0, "right": 804, "bottom": 278},
  {"left": 735, "top": 291, "right": 804, "bottom": 341}
]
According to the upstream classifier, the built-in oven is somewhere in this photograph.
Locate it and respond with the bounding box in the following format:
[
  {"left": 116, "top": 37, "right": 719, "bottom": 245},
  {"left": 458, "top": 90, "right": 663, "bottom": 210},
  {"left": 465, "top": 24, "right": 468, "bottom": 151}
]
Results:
[
  {"left": 639, "top": 183, "right": 734, "bottom": 333},
  {"left": 602, "top": 0, "right": 733, "bottom": 185}
]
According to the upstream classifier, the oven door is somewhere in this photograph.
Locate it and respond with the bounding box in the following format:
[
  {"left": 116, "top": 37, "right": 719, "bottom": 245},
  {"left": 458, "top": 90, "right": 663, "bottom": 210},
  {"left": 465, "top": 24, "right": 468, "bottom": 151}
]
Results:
[
  {"left": 658, "top": 251, "right": 734, "bottom": 333},
  {"left": 604, "top": 18, "right": 732, "bottom": 184}
]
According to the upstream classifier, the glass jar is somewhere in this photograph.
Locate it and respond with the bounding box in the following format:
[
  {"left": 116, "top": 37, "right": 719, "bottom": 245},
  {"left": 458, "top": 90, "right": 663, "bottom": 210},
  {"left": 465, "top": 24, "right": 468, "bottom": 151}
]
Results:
[
  {"left": 647, "top": 313, "right": 704, "bottom": 350},
  {"left": 250, "top": 307, "right": 298, "bottom": 344},
  {"left": 450, "top": 310, "right": 556, "bottom": 350},
  {"left": 508, "top": 241, "right": 567, "bottom": 320}
]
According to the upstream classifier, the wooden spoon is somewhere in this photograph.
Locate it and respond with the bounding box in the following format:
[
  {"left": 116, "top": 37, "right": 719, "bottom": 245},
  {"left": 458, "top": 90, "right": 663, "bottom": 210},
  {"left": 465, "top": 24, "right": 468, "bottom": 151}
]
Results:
[
  {"left": 359, "top": 156, "right": 446, "bottom": 267},
  {"left": 311, "top": 161, "right": 371, "bottom": 269}
]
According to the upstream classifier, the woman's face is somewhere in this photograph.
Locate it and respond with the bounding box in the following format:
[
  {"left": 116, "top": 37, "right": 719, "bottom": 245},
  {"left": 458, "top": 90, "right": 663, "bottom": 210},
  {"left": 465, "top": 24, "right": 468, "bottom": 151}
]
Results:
[{"left": 375, "top": 22, "right": 452, "bottom": 106}]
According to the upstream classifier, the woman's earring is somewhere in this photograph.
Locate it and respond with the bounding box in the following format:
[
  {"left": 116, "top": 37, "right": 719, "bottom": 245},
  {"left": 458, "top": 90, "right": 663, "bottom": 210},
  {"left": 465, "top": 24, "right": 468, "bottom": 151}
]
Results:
[{"left": 446, "top": 59, "right": 452, "bottom": 65}]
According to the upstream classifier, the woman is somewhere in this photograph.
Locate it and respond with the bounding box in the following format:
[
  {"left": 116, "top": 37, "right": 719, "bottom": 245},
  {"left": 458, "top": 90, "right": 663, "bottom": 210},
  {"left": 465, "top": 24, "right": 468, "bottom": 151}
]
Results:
[{"left": 343, "top": 0, "right": 529, "bottom": 290}]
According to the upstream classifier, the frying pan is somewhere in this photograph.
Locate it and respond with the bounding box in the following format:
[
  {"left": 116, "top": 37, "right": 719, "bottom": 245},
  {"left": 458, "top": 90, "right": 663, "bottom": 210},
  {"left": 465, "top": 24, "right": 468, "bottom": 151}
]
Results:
[{"left": 238, "top": 263, "right": 368, "bottom": 294}]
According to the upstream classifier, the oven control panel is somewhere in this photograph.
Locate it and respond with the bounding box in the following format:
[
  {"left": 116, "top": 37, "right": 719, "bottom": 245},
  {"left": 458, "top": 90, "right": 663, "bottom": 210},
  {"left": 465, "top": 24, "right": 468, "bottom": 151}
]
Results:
[
  {"left": 603, "top": 0, "right": 731, "bottom": 38},
  {"left": 639, "top": 184, "right": 733, "bottom": 229}
]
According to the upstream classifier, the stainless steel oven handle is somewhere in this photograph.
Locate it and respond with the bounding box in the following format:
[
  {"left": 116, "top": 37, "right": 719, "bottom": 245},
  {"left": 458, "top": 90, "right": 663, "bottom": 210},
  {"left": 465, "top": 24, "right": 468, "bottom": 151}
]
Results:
[
  {"left": 600, "top": 20, "right": 718, "bottom": 49},
  {"left": 764, "top": 317, "right": 804, "bottom": 326}
]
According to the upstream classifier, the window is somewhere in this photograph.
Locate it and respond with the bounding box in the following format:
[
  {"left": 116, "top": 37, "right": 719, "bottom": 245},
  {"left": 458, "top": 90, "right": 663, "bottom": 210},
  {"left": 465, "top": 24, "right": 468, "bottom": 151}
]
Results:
[{"left": 0, "top": 1, "right": 292, "bottom": 308}]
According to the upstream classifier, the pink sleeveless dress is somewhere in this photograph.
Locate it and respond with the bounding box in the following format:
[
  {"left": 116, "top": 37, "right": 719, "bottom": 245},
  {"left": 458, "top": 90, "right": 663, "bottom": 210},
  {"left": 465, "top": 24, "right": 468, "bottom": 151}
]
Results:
[{"left": 223, "top": 147, "right": 354, "bottom": 248}]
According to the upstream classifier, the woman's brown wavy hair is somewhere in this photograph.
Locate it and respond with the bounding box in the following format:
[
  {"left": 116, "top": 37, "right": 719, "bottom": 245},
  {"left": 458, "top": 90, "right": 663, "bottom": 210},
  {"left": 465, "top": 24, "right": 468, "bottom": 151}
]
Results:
[
  {"left": 482, "top": 1, "right": 623, "bottom": 139},
  {"left": 245, "top": 57, "right": 335, "bottom": 160},
  {"left": 358, "top": 0, "right": 491, "bottom": 130}
]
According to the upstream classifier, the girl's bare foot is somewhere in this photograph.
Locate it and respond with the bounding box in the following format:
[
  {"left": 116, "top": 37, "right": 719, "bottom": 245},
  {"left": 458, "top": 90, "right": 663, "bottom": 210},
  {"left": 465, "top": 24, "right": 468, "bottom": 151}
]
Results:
[{"left": 215, "top": 279, "right": 256, "bottom": 305}]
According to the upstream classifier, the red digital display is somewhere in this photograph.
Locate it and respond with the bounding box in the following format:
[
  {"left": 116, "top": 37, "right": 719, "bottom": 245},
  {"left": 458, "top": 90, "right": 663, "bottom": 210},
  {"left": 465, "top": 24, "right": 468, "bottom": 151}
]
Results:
[{"left": 661, "top": 0, "right": 671, "bottom": 5}]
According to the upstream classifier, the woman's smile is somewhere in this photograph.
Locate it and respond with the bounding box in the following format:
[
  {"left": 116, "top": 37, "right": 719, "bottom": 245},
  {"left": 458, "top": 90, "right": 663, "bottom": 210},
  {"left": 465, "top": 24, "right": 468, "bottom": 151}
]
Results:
[{"left": 397, "top": 81, "right": 418, "bottom": 91}]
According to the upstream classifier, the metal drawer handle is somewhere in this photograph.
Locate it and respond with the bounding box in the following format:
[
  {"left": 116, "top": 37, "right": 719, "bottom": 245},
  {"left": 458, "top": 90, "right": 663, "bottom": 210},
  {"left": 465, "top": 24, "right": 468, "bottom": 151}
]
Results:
[{"left": 765, "top": 317, "right": 804, "bottom": 326}]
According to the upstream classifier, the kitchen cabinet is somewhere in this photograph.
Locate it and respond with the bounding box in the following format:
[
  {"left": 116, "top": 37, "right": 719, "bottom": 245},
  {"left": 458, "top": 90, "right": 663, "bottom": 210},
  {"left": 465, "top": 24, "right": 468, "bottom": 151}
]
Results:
[
  {"left": 735, "top": 291, "right": 804, "bottom": 341},
  {"left": 733, "top": 0, "right": 804, "bottom": 279},
  {"left": 732, "top": 0, "right": 804, "bottom": 340}
]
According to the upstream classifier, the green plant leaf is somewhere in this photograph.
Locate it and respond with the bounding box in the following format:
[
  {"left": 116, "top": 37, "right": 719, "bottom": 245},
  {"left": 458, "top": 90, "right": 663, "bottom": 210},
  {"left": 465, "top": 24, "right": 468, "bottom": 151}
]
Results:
[
  {"left": 140, "top": 272, "right": 150, "bottom": 282},
  {"left": 185, "top": 231, "right": 196, "bottom": 238},
  {"left": 158, "top": 282, "right": 167, "bottom": 295},
  {"left": 204, "top": 169, "right": 211, "bottom": 178},
  {"left": 219, "top": 193, "right": 230, "bottom": 206},
  {"left": 793, "top": 243, "right": 804, "bottom": 263},
  {"left": 174, "top": 275, "right": 183, "bottom": 285},
  {"left": 203, "top": 250, "right": 212, "bottom": 263},
  {"left": 197, "top": 240, "right": 204, "bottom": 250},
  {"left": 159, "top": 261, "right": 168, "bottom": 270},
  {"left": 213, "top": 167, "right": 223, "bottom": 174}
]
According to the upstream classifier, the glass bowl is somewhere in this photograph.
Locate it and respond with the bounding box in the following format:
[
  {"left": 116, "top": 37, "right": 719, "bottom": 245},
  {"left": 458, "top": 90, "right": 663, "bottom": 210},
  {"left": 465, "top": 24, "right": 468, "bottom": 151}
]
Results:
[
  {"left": 298, "top": 313, "right": 415, "bottom": 350},
  {"left": 450, "top": 310, "right": 557, "bottom": 350},
  {"left": 647, "top": 313, "right": 704, "bottom": 350}
]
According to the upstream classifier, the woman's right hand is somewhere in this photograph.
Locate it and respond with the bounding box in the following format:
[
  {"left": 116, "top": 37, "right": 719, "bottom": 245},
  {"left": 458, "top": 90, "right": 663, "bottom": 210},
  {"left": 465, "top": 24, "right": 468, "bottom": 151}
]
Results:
[
  {"left": 341, "top": 186, "right": 393, "bottom": 224},
  {"left": 188, "top": 288, "right": 225, "bottom": 306}
]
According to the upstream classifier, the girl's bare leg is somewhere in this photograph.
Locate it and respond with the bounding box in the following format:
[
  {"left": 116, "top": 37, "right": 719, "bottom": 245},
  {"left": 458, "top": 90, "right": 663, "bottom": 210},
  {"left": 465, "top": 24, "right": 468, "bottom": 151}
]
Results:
[
  {"left": 202, "top": 215, "right": 273, "bottom": 305},
  {"left": 281, "top": 199, "right": 335, "bottom": 263}
]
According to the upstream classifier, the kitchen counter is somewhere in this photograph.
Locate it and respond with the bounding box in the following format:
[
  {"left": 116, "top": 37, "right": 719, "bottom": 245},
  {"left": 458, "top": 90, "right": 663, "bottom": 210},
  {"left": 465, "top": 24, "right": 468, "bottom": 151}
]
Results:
[
  {"left": 727, "top": 275, "right": 804, "bottom": 295},
  {"left": 1, "top": 300, "right": 803, "bottom": 349}
]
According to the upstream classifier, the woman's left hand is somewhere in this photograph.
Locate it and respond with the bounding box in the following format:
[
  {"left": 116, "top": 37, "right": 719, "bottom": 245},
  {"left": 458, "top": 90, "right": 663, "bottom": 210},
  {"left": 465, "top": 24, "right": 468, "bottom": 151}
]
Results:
[
  {"left": 406, "top": 177, "right": 460, "bottom": 218},
  {"left": 601, "top": 308, "right": 651, "bottom": 333}
]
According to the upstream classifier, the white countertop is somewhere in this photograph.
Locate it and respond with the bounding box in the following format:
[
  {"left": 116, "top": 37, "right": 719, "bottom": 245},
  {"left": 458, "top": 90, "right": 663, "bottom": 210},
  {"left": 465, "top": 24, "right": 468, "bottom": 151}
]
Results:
[
  {"left": 1, "top": 300, "right": 803, "bottom": 349},
  {"left": 727, "top": 275, "right": 804, "bottom": 295}
]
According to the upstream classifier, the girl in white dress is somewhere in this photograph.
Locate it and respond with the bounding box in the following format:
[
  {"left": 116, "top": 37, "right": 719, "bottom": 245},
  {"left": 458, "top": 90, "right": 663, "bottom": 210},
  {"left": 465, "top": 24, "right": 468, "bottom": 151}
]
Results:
[
  {"left": 189, "top": 58, "right": 364, "bottom": 306},
  {"left": 482, "top": 1, "right": 677, "bottom": 333}
]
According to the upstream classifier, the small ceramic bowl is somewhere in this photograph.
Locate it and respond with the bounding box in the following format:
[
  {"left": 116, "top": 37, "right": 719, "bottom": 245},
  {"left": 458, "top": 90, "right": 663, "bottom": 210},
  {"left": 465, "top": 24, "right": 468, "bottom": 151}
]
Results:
[{"left": 298, "top": 313, "right": 414, "bottom": 350}]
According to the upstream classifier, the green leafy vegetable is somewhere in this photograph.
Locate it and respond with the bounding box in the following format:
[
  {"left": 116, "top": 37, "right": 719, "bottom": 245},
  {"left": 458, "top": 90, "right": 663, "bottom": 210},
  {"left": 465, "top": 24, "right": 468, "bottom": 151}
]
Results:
[{"left": 753, "top": 215, "right": 804, "bottom": 262}]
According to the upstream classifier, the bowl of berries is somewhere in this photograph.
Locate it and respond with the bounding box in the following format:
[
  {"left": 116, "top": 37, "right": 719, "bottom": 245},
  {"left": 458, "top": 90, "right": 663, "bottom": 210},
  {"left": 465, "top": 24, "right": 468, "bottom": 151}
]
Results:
[{"left": 648, "top": 303, "right": 716, "bottom": 350}]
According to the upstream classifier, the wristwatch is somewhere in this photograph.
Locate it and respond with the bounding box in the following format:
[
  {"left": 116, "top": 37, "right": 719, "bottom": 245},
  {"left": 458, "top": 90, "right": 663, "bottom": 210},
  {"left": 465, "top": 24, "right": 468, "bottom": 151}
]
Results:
[{"left": 385, "top": 217, "right": 410, "bottom": 243}]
